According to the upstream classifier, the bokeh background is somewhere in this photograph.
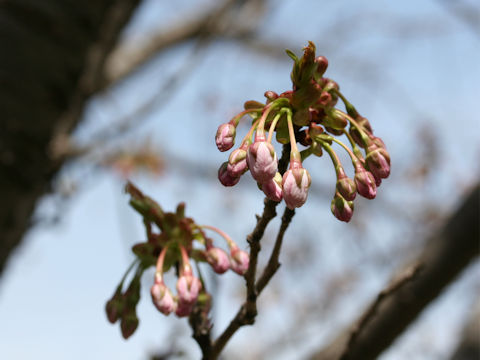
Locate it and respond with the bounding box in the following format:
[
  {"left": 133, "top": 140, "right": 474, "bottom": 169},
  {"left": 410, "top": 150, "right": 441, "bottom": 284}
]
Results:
[{"left": 1, "top": 0, "right": 479, "bottom": 359}]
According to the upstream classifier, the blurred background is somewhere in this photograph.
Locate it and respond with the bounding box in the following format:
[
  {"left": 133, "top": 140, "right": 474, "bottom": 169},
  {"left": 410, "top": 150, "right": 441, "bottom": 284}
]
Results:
[{"left": 0, "top": 0, "right": 479, "bottom": 359}]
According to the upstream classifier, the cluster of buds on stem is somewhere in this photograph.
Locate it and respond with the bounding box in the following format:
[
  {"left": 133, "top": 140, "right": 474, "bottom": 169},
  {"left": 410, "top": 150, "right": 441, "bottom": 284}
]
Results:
[
  {"left": 106, "top": 183, "right": 249, "bottom": 338},
  {"left": 215, "top": 41, "right": 390, "bottom": 220}
]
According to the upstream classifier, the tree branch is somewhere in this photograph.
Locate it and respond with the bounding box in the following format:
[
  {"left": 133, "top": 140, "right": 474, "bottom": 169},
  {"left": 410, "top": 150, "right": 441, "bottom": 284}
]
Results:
[
  {"left": 310, "top": 183, "right": 480, "bottom": 360},
  {"left": 210, "top": 144, "right": 292, "bottom": 358},
  {"left": 101, "top": 0, "right": 266, "bottom": 90}
]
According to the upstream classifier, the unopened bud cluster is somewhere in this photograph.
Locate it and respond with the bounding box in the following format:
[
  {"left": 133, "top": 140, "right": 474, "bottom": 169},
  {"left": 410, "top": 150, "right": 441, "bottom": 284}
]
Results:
[
  {"left": 215, "top": 41, "right": 390, "bottom": 221},
  {"left": 106, "top": 183, "right": 249, "bottom": 338}
]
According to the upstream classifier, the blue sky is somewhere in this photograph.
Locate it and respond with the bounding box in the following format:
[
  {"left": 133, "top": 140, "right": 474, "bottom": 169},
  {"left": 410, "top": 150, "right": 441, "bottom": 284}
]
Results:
[{"left": 1, "top": 1, "right": 479, "bottom": 359}]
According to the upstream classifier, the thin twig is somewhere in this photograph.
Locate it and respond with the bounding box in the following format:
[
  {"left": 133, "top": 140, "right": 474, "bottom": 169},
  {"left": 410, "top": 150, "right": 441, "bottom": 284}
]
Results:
[
  {"left": 256, "top": 206, "right": 295, "bottom": 294},
  {"left": 211, "top": 145, "right": 292, "bottom": 357}
]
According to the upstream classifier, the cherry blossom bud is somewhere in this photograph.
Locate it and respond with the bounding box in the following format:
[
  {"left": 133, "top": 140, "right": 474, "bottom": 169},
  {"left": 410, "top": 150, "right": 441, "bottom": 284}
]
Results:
[
  {"left": 176, "top": 274, "right": 202, "bottom": 306},
  {"left": 282, "top": 163, "right": 312, "bottom": 209},
  {"left": 366, "top": 146, "right": 391, "bottom": 180},
  {"left": 215, "top": 123, "right": 236, "bottom": 152},
  {"left": 349, "top": 116, "right": 372, "bottom": 148},
  {"left": 331, "top": 193, "right": 354, "bottom": 222},
  {"left": 151, "top": 282, "right": 176, "bottom": 315},
  {"left": 261, "top": 172, "right": 283, "bottom": 202},
  {"left": 205, "top": 247, "right": 230, "bottom": 274},
  {"left": 175, "top": 301, "right": 194, "bottom": 317},
  {"left": 227, "top": 148, "right": 248, "bottom": 177},
  {"left": 317, "top": 91, "right": 332, "bottom": 107},
  {"left": 230, "top": 247, "right": 249, "bottom": 275},
  {"left": 105, "top": 289, "right": 123, "bottom": 324},
  {"left": 218, "top": 162, "right": 240, "bottom": 186},
  {"left": 120, "top": 311, "right": 139, "bottom": 339},
  {"left": 336, "top": 168, "right": 356, "bottom": 201},
  {"left": 354, "top": 166, "right": 377, "bottom": 199},
  {"left": 315, "top": 56, "right": 328, "bottom": 78},
  {"left": 264, "top": 90, "right": 278, "bottom": 102},
  {"left": 247, "top": 140, "right": 278, "bottom": 183},
  {"left": 325, "top": 109, "right": 348, "bottom": 130}
]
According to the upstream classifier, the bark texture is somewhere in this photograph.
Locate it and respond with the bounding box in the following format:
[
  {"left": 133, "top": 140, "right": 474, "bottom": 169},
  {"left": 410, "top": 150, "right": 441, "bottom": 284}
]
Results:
[{"left": 0, "top": 0, "right": 141, "bottom": 276}]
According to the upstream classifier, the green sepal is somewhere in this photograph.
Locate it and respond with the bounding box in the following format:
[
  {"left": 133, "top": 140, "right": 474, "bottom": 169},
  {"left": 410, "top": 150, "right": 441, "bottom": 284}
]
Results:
[
  {"left": 244, "top": 100, "right": 265, "bottom": 110},
  {"left": 131, "top": 242, "right": 157, "bottom": 267},
  {"left": 292, "top": 108, "right": 310, "bottom": 126},
  {"left": 310, "top": 140, "right": 323, "bottom": 157},
  {"left": 285, "top": 49, "right": 298, "bottom": 62},
  {"left": 190, "top": 249, "right": 207, "bottom": 263}
]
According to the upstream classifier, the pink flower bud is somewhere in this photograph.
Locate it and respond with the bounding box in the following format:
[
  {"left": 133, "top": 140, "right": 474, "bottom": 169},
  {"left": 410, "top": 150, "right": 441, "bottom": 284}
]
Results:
[
  {"left": 261, "top": 172, "right": 283, "bottom": 202},
  {"left": 230, "top": 247, "right": 249, "bottom": 275},
  {"left": 218, "top": 162, "right": 240, "bottom": 187},
  {"left": 205, "top": 247, "right": 230, "bottom": 274},
  {"left": 215, "top": 123, "right": 236, "bottom": 152},
  {"left": 151, "top": 282, "right": 176, "bottom": 315},
  {"left": 366, "top": 146, "right": 391, "bottom": 180},
  {"left": 354, "top": 166, "right": 377, "bottom": 199},
  {"left": 227, "top": 148, "right": 248, "bottom": 177},
  {"left": 336, "top": 169, "right": 356, "bottom": 201},
  {"left": 282, "top": 165, "right": 312, "bottom": 209},
  {"left": 315, "top": 56, "right": 328, "bottom": 78},
  {"left": 331, "top": 194, "right": 354, "bottom": 222},
  {"left": 349, "top": 116, "right": 372, "bottom": 148},
  {"left": 176, "top": 274, "right": 201, "bottom": 305},
  {"left": 247, "top": 140, "right": 278, "bottom": 183},
  {"left": 175, "top": 301, "right": 194, "bottom": 317}
]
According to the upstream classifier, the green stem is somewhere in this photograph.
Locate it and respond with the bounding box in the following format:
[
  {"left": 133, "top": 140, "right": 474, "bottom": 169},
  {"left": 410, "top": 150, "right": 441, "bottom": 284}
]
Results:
[
  {"left": 318, "top": 139, "right": 342, "bottom": 170},
  {"left": 240, "top": 118, "right": 260, "bottom": 146},
  {"left": 333, "top": 89, "right": 358, "bottom": 118},
  {"left": 329, "top": 137, "right": 361, "bottom": 166},
  {"left": 120, "top": 259, "right": 139, "bottom": 287},
  {"left": 200, "top": 224, "right": 235, "bottom": 249},
  {"left": 229, "top": 108, "right": 263, "bottom": 127},
  {"left": 267, "top": 112, "right": 283, "bottom": 143},
  {"left": 180, "top": 246, "right": 192, "bottom": 275},
  {"left": 256, "top": 99, "right": 289, "bottom": 139},
  {"left": 285, "top": 108, "right": 300, "bottom": 162},
  {"left": 154, "top": 246, "right": 169, "bottom": 283},
  {"left": 335, "top": 109, "right": 370, "bottom": 147},
  {"left": 343, "top": 129, "right": 364, "bottom": 159}
]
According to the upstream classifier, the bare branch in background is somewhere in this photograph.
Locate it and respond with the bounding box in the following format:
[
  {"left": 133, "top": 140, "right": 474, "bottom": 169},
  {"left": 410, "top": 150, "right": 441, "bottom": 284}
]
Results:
[
  {"left": 101, "top": 0, "right": 267, "bottom": 90},
  {"left": 310, "top": 183, "right": 480, "bottom": 360},
  {"left": 436, "top": 0, "right": 480, "bottom": 38},
  {"left": 449, "top": 298, "right": 480, "bottom": 360}
]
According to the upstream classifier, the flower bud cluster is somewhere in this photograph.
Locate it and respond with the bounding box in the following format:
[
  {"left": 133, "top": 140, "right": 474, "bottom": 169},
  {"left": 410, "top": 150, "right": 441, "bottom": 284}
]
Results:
[
  {"left": 106, "top": 183, "right": 250, "bottom": 337},
  {"left": 215, "top": 41, "right": 390, "bottom": 219}
]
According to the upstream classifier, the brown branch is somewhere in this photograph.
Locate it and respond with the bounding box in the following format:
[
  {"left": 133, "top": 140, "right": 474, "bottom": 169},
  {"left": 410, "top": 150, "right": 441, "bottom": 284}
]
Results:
[
  {"left": 101, "top": 0, "right": 266, "bottom": 89},
  {"left": 189, "top": 299, "right": 213, "bottom": 360},
  {"left": 310, "top": 183, "right": 480, "bottom": 360},
  {"left": 255, "top": 206, "right": 295, "bottom": 294},
  {"left": 339, "top": 264, "right": 423, "bottom": 360},
  {"left": 211, "top": 144, "right": 292, "bottom": 358}
]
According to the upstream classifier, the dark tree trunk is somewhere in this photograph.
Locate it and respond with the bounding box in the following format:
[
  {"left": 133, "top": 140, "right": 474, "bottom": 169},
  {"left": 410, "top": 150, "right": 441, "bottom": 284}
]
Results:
[{"left": 0, "top": 0, "right": 142, "bottom": 276}]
